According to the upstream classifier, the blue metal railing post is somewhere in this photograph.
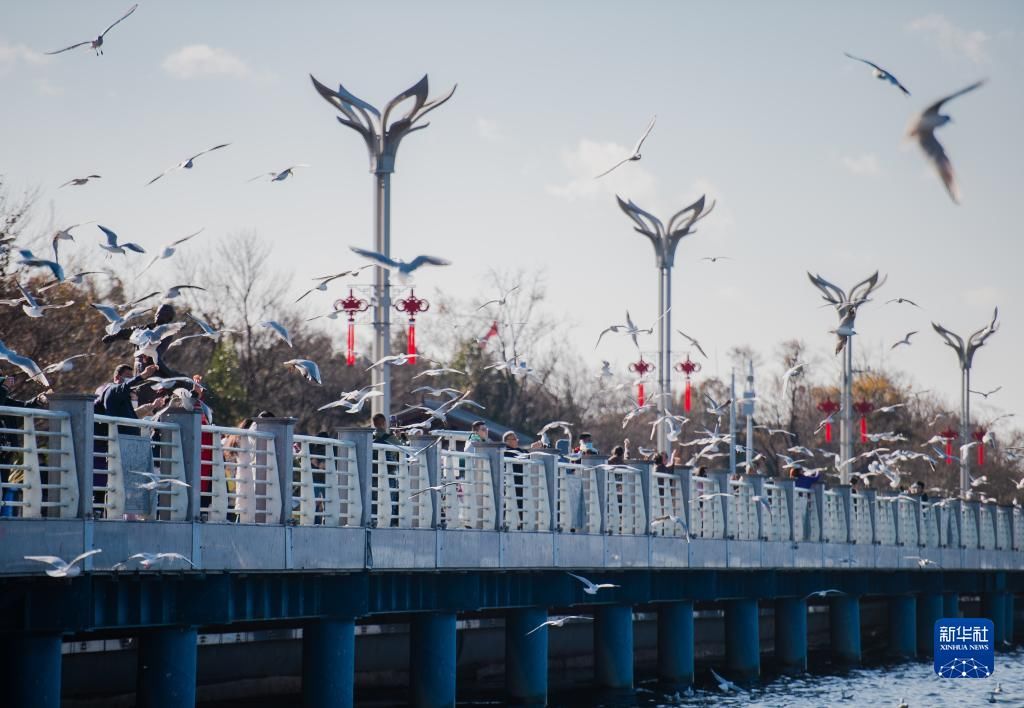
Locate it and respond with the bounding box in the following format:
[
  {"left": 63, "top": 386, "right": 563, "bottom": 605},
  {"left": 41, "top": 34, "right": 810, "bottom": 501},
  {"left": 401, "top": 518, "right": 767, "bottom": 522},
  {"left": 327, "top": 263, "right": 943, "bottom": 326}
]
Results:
[
  {"left": 725, "top": 599, "right": 760, "bottom": 682},
  {"left": 46, "top": 393, "right": 95, "bottom": 519},
  {"left": 505, "top": 607, "right": 548, "bottom": 706},
  {"left": 594, "top": 604, "right": 633, "bottom": 690},
  {"left": 136, "top": 627, "right": 197, "bottom": 708},
  {"left": 916, "top": 593, "right": 943, "bottom": 657},
  {"left": 639, "top": 460, "right": 653, "bottom": 535},
  {"left": 302, "top": 619, "right": 355, "bottom": 708},
  {"left": 678, "top": 467, "right": 692, "bottom": 534},
  {"left": 887, "top": 595, "right": 917, "bottom": 659},
  {"left": 0, "top": 632, "right": 62, "bottom": 708},
  {"left": 657, "top": 601, "right": 694, "bottom": 688},
  {"left": 410, "top": 613, "right": 457, "bottom": 708},
  {"left": 774, "top": 597, "right": 807, "bottom": 674},
  {"left": 830, "top": 595, "right": 861, "bottom": 666}
]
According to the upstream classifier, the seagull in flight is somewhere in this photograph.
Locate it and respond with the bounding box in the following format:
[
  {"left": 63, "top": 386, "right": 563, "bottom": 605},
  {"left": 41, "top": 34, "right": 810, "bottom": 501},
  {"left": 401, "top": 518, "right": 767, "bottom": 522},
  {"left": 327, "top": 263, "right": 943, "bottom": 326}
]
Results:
[
  {"left": 970, "top": 386, "right": 1001, "bottom": 399},
  {"left": 908, "top": 80, "right": 986, "bottom": 203},
  {"left": 14, "top": 283, "right": 73, "bottom": 319},
  {"left": 566, "top": 572, "right": 620, "bottom": 595},
  {"left": 248, "top": 164, "right": 310, "bottom": 182},
  {"left": 15, "top": 249, "right": 64, "bottom": 282},
  {"left": 114, "top": 552, "right": 194, "bottom": 570},
  {"left": 349, "top": 246, "right": 451, "bottom": 284},
  {"left": 710, "top": 668, "right": 741, "bottom": 693},
  {"left": 45, "top": 4, "right": 138, "bottom": 56},
  {"left": 904, "top": 555, "right": 939, "bottom": 568},
  {"left": 596, "top": 310, "right": 654, "bottom": 350},
  {"left": 476, "top": 284, "right": 520, "bottom": 311},
  {"left": 412, "top": 366, "right": 466, "bottom": 380},
  {"left": 843, "top": 52, "right": 910, "bottom": 95},
  {"left": 676, "top": 329, "right": 708, "bottom": 358},
  {"left": 39, "top": 353, "right": 94, "bottom": 377},
  {"left": 366, "top": 353, "right": 414, "bottom": 371},
  {"left": 650, "top": 514, "right": 690, "bottom": 540},
  {"left": 806, "top": 589, "right": 846, "bottom": 598},
  {"left": 526, "top": 616, "right": 592, "bottom": 635},
  {"left": 59, "top": 175, "right": 102, "bottom": 188},
  {"left": 885, "top": 297, "right": 920, "bottom": 308},
  {"left": 318, "top": 388, "right": 383, "bottom": 414},
  {"left": 97, "top": 225, "right": 145, "bottom": 256},
  {"left": 130, "top": 471, "right": 190, "bottom": 490},
  {"left": 595, "top": 115, "right": 656, "bottom": 178},
  {"left": 260, "top": 320, "right": 293, "bottom": 347},
  {"left": 283, "top": 359, "right": 322, "bottom": 385},
  {"left": 91, "top": 302, "right": 151, "bottom": 336},
  {"left": 781, "top": 362, "right": 805, "bottom": 399},
  {"left": 137, "top": 229, "right": 203, "bottom": 277},
  {"left": 0, "top": 340, "right": 49, "bottom": 386},
  {"left": 701, "top": 255, "right": 732, "bottom": 263},
  {"left": 147, "top": 144, "right": 231, "bottom": 186},
  {"left": 24, "top": 550, "right": 102, "bottom": 577},
  {"left": 168, "top": 313, "right": 237, "bottom": 348},
  {"left": 890, "top": 331, "right": 917, "bottom": 350}
]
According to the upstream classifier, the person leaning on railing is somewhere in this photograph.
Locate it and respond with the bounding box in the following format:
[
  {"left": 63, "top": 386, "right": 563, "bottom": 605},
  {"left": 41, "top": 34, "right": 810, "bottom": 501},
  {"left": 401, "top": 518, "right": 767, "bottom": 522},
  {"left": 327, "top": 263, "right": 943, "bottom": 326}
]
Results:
[{"left": 0, "top": 376, "right": 47, "bottom": 518}]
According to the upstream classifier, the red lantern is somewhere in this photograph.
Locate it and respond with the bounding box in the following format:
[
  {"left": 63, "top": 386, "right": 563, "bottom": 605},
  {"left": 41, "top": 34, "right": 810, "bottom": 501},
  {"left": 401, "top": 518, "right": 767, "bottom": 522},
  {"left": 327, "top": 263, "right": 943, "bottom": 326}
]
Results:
[
  {"left": 628, "top": 357, "right": 655, "bottom": 407},
  {"left": 853, "top": 401, "right": 874, "bottom": 443},
  {"left": 394, "top": 290, "right": 430, "bottom": 365},
  {"left": 817, "top": 398, "right": 840, "bottom": 443},
  {"left": 673, "top": 355, "right": 702, "bottom": 413},
  {"left": 334, "top": 290, "right": 369, "bottom": 366},
  {"left": 972, "top": 429, "right": 986, "bottom": 466},
  {"left": 940, "top": 428, "right": 958, "bottom": 465}
]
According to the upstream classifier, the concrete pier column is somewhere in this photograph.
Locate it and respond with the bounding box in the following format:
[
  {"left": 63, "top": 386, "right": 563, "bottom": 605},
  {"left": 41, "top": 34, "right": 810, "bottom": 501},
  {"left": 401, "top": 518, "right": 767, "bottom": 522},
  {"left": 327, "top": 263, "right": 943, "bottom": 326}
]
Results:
[
  {"left": 887, "top": 596, "right": 917, "bottom": 659},
  {"left": 725, "top": 599, "right": 760, "bottom": 682},
  {"left": 657, "top": 601, "right": 694, "bottom": 688},
  {"left": 0, "top": 632, "right": 62, "bottom": 708},
  {"left": 1005, "top": 594, "right": 1015, "bottom": 648},
  {"left": 916, "top": 593, "right": 943, "bottom": 657},
  {"left": 943, "top": 592, "right": 959, "bottom": 619},
  {"left": 829, "top": 596, "right": 861, "bottom": 666},
  {"left": 410, "top": 613, "right": 457, "bottom": 708},
  {"left": 774, "top": 597, "right": 807, "bottom": 674},
  {"left": 594, "top": 604, "right": 634, "bottom": 690},
  {"left": 505, "top": 608, "right": 548, "bottom": 706},
  {"left": 981, "top": 593, "right": 1007, "bottom": 648},
  {"left": 302, "top": 619, "right": 355, "bottom": 708},
  {"left": 136, "top": 627, "right": 197, "bottom": 708}
]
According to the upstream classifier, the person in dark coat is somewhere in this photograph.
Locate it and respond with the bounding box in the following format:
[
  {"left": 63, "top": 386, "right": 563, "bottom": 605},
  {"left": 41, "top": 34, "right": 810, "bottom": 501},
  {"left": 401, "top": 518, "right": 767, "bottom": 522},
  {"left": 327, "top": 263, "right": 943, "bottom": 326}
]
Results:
[{"left": 0, "top": 376, "right": 46, "bottom": 517}]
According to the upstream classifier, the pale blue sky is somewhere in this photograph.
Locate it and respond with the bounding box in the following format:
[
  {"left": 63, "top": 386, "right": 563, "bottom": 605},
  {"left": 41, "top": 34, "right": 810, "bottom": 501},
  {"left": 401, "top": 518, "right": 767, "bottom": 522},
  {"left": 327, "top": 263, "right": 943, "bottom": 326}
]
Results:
[{"left": 2, "top": 1, "right": 1022, "bottom": 429}]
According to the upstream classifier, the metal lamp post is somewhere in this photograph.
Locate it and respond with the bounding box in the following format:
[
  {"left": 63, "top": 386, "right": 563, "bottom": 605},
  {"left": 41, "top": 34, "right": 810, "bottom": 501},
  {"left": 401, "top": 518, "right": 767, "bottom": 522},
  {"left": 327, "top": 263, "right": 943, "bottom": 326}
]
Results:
[
  {"left": 311, "top": 74, "right": 456, "bottom": 417},
  {"left": 932, "top": 308, "right": 999, "bottom": 494},
  {"left": 807, "top": 271, "right": 885, "bottom": 484},
  {"left": 617, "top": 195, "right": 715, "bottom": 451}
]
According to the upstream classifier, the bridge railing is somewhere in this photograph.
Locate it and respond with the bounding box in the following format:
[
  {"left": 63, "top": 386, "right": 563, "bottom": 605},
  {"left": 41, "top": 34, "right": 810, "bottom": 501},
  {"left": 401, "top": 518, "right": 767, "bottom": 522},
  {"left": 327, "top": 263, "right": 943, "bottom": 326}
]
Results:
[
  {"left": 602, "top": 464, "right": 646, "bottom": 535},
  {"left": 1014, "top": 507, "right": 1024, "bottom": 551},
  {"left": 437, "top": 448, "right": 494, "bottom": 530},
  {"left": 200, "top": 424, "right": 280, "bottom": 524},
  {"left": 93, "top": 414, "right": 188, "bottom": 521},
  {"left": 761, "top": 482, "right": 790, "bottom": 541},
  {"left": 370, "top": 443, "right": 432, "bottom": 529},
  {"left": 292, "top": 434, "right": 361, "bottom": 527},
  {"left": 822, "top": 489, "right": 846, "bottom": 543},
  {"left": 0, "top": 405, "right": 78, "bottom": 519},
  {"left": 690, "top": 476, "right": 725, "bottom": 539},
  {"left": 793, "top": 487, "right": 819, "bottom": 542},
  {"left": 554, "top": 461, "right": 600, "bottom": 533},
  {"left": 850, "top": 492, "right": 873, "bottom": 544},
  {"left": 727, "top": 478, "right": 758, "bottom": 541},
  {"left": 649, "top": 467, "right": 687, "bottom": 538},
  {"left": 500, "top": 454, "right": 550, "bottom": 532}
]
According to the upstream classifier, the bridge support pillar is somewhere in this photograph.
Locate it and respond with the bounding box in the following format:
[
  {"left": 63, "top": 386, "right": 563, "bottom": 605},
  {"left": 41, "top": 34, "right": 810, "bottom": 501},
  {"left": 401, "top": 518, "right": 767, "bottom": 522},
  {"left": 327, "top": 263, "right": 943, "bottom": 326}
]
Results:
[
  {"left": 1005, "top": 593, "right": 1015, "bottom": 647},
  {"left": 505, "top": 608, "right": 547, "bottom": 706},
  {"left": 657, "top": 601, "right": 694, "bottom": 688},
  {"left": 0, "top": 632, "right": 62, "bottom": 708},
  {"left": 411, "top": 613, "right": 457, "bottom": 708},
  {"left": 594, "top": 604, "right": 633, "bottom": 691},
  {"left": 887, "top": 596, "right": 916, "bottom": 659},
  {"left": 774, "top": 597, "right": 806, "bottom": 674},
  {"left": 829, "top": 595, "right": 860, "bottom": 667},
  {"left": 136, "top": 627, "right": 197, "bottom": 708},
  {"left": 725, "top": 599, "right": 760, "bottom": 682},
  {"left": 916, "top": 593, "right": 943, "bottom": 657},
  {"left": 943, "top": 592, "right": 959, "bottom": 619},
  {"left": 302, "top": 619, "right": 355, "bottom": 708},
  {"left": 981, "top": 592, "right": 1008, "bottom": 649}
]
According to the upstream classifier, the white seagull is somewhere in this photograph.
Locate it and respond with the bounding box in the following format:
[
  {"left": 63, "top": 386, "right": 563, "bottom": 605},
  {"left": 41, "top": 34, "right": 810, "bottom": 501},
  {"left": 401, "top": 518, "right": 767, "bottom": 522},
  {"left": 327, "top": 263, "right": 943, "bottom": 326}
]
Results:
[
  {"left": 137, "top": 228, "right": 204, "bottom": 277},
  {"left": 710, "top": 668, "right": 741, "bottom": 693},
  {"left": 676, "top": 329, "right": 708, "bottom": 358},
  {"left": 97, "top": 225, "right": 145, "bottom": 256},
  {"left": 566, "top": 572, "right": 620, "bottom": 595},
  {"left": 908, "top": 80, "right": 986, "bottom": 203},
  {"left": 168, "top": 313, "right": 238, "bottom": 348},
  {"left": 248, "top": 164, "right": 310, "bottom": 182},
  {"left": 890, "top": 331, "right": 917, "bottom": 350},
  {"left": 283, "top": 358, "right": 322, "bottom": 385},
  {"left": 40, "top": 353, "right": 94, "bottom": 376},
  {"left": 90, "top": 302, "right": 151, "bottom": 336},
  {"left": 349, "top": 246, "right": 451, "bottom": 284},
  {"left": 147, "top": 143, "right": 231, "bottom": 186},
  {"left": 595, "top": 310, "right": 652, "bottom": 350},
  {"left": 24, "top": 549, "right": 102, "bottom": 577},
  {"left": 595, "top": 115, "right": 656, "bottom": 178},
  {"left": 904, "top": 556, "right": 939, "bottom": 568},
  {"left": 843, "top": 53, "right": 910, "bottom": 95},
  {"left": 130, "top": 471, "right": 191, "bottom": 490},
  {"left": 15, "top": 283, "right": 73, "bottom": 319},
  {"left": 45, "top": 4, "right": 138, "bottom": 56},
  {"left": 0, "top": 340, "right": 49, "bottom": 386},
  {"left": 318, "top": 389, "right": 383, "bottom": 414},
  {"left": 260, "top": 320, "right": 293, "bottom": 347},
  {"left": 412, "top": 366, "right": 466, "bottom": 380},
  {"left": 15, "top": 248, "right": 64, "bottom": 282},
  {"left": 526, "top": 616, "right": 593, "bottom": 635},
  {"left": 114, "top": 552, "right": 194, "bottom": 570},
  {"left": 59, "top": 174, "right": 102, "bottom": 188}
]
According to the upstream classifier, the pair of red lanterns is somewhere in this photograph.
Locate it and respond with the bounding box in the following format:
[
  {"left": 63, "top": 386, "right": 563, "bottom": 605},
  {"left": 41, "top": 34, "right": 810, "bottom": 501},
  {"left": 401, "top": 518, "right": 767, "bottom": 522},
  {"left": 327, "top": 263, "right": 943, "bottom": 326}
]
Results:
[
  {"left": 815, "top": 398, "right": 876, "bottom": 444},
  {"left": 334, "top": 289, "right": 429, "bottom": 366},
  {"left": 938, "top": 429, "right": 986, "bottom": 466},
  {"left": 626, "top": 355, "right": 701, "bottom": 411}
]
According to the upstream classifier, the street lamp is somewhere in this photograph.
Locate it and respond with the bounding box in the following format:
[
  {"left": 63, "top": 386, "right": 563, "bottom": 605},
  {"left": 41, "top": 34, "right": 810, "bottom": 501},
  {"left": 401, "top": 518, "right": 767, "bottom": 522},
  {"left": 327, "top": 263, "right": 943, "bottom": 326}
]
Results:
[
  {"left": 311, "top": 74, "right": 456, "bottom": 417},
  {"left": 807, "top": 271, "right": 886, "bottom": 483},
  {"left": 932, "top": 308, "right": 999, "bottom": 494},
  {"left": 617, "top": 195, "right": 715, "bottom": 451}
]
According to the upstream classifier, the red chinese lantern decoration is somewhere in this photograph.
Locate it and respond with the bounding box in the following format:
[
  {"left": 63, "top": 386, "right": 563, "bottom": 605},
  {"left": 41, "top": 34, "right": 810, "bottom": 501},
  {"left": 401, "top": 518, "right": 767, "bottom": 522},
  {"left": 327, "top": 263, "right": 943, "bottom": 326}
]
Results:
[
  {"left": 334, "top": 290, "right": 369, "bottom": 366},
  {"left": 940, "top": 428, "right": 958, "bottom": 465},
  {"left": 628, "top": 357, "right": 655, "bottom": 407},
  {"left": 673, "top": 355, "right": 702, "bottom": 413},
  {"left": 394, "top": 290, "right": 430, "bottom": 365},
  {"left": 477, "top": 320, "right": 499, "bottom": 349},
  {"left": 853, "top": 400, "right": 874, "bottom": 443},
  {"left": 972, "top": 429, "right": 986, "bottom": 466},
  {"left": 817, "top": 398, "right": 840, "bottom": 443}
]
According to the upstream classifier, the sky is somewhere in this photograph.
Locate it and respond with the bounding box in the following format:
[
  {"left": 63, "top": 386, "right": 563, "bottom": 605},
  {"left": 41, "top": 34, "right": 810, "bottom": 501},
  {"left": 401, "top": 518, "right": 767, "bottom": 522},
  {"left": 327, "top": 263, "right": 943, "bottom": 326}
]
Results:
[{"left": 1, "top": 1, "right": 1022, "bottom": 431}]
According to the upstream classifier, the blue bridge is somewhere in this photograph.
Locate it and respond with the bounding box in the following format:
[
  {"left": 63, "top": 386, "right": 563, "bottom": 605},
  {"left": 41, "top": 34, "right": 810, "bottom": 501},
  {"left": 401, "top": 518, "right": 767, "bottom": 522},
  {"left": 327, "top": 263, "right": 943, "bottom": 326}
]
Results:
[{"left": 1, "top": 394, "right": 1022, "bottom": 707}]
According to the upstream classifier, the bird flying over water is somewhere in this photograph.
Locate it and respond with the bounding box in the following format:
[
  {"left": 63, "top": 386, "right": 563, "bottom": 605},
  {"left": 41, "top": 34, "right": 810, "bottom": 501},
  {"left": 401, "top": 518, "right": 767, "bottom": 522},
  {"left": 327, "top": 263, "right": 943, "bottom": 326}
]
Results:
[
  {"left": 46, "top": 4, "right": 138, "bottom": 56},
  {"left": 147, "top": 144, "right": 231, "bottom": 186},
  {"left": 908, "top": 80, "right": 986, "bottom": 203},
  {"left": 24, "top": 550, "right": 102, "bottom": 577},
  {"left": 843, "top": 53, "right": 910, "bottom": 95},
  {"left": 595, "top": 115, "right": 656, "bottom": 178},
  {"left": 566, "top": 572, "right": 620, "bottom": 595}
]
